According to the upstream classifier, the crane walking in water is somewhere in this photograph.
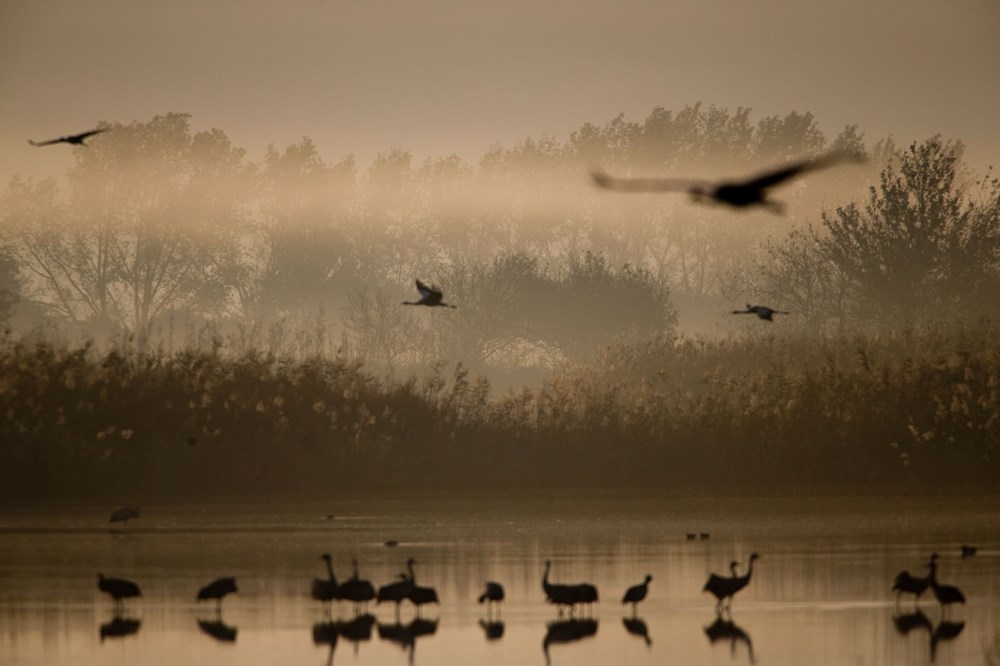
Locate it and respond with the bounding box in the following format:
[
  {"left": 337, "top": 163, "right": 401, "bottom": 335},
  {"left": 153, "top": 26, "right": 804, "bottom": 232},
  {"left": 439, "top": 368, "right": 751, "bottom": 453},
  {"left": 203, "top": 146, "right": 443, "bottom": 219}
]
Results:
[
  {"left": 704, "top": 554, "right": 759, "bottom": 613},
  {"left": 622, "top": 575, "right": 652, "bottom": 614},
  {"left": 892, "top": 553, "right": 936, "bottom": 609},
  {"left": 928, "top": 555, "right": 966, "bottom": 619},
  {"left": 98, "top": 573, "right": 142, "bottom": 610}
]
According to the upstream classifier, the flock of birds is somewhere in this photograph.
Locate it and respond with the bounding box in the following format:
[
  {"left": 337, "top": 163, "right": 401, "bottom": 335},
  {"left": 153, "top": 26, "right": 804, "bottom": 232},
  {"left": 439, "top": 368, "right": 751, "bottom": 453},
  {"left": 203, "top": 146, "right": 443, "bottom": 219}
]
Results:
[
  {"left": 30, "top": 126, "right": 865, "bottom": 322},
  {"left": 95, "top": 504, "right": 977, "bottom": 663}
]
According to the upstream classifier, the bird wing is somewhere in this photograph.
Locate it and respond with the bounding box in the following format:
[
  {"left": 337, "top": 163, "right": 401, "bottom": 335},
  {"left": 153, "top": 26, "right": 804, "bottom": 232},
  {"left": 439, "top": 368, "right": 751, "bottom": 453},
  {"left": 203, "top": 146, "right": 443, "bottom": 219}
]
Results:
[
  {"left": 703, "top": 573, "right": 730, "bottom": 591},
  {"left": 590, "top": 167, "right": 704, "bottom": 193},
  {"left": 70, "top": 128, "right": 107, "bottom": 142},
  {"left": 737, "top": 150, "right": 864, "bottom": 191},
  {"left": 28, "top": 137, "right": 66, "bottom": 147},
  {"left": 415, "top": 279, "right": 433, "bottom": 299}
]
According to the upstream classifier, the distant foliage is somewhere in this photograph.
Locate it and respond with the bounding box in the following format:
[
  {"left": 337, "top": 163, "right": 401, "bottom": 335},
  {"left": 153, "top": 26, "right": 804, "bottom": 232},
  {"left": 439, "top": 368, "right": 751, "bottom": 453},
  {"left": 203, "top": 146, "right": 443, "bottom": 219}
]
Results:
[{"left": 0, "top": 321, "right": 995, "bottom": 498}]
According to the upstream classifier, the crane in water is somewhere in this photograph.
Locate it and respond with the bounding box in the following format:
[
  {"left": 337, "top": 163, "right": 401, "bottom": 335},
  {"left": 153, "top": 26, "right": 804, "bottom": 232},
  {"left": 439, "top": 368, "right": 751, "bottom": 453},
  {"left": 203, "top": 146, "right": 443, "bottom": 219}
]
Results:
[
  {"left": 98, "top": 573, "right": 141, "bottom": 610},
  {"left": 339, "top": 559, "right": 376, "bottom": 613},
  {"left": 109, "top": 506, "right": 140, "bottom": 527},
  {"left": 377, "top": 559, "right": 416, "bottom": 618},
  {"left": 928, "top": 556, "right": 965, "bottom": 618},
  {"left": 892, "top": 553, "right": 936, "bottom": 608},
  {"left": 622, "top": 575, "right": 652, "bottom": 613},
  {"left": 197, "top": 577, "right": 238, "bottom": 611},
  {"left": 703, "top": 554, "right": 759, "bottom": 613},
  {"left": 311, "top": 553, "right": 338, "bottom": 611},
  {"left": 478, "top": 581, "right": 505, "bottom": 613}
]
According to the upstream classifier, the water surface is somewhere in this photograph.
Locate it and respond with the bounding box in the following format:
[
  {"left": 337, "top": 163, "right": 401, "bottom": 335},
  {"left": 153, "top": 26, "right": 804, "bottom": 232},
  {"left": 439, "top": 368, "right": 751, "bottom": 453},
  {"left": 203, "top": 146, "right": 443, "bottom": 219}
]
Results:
[{"left": 1, "top": 494, "right": 997, "bottom": 665}]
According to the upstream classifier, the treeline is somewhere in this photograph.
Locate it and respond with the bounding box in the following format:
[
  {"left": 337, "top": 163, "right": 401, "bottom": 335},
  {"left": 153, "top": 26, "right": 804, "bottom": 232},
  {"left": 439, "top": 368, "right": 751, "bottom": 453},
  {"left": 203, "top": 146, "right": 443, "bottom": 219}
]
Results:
[
  {"left": 0, "top": 320, "right": 995, "bottom": 499},
  {"left": 9, "top": 105, "right": 997, "bottom": 381}
]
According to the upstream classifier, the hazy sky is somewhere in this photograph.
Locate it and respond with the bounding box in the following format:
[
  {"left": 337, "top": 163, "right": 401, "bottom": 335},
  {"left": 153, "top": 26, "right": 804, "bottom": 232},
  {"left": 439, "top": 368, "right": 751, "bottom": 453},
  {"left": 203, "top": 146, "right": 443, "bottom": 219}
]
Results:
[{"left": 2, "top": 0, "right": 998, "bottom": 183}]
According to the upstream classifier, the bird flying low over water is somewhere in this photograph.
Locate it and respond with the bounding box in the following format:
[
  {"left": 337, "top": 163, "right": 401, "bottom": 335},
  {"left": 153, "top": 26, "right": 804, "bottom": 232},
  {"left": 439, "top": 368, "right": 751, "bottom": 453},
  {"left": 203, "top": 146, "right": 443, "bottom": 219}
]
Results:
[
  {"left": 402, "top": 279, "right": 457, "bottom": 308},
  {"left": 28, "top": 128, "right": 107, "bottom": 147},
  {"left": 732, "top": 304, "right": 789, "bottom": 321},
  {"left": 590, "top": 149, "right": 864, "bottom": 213}
]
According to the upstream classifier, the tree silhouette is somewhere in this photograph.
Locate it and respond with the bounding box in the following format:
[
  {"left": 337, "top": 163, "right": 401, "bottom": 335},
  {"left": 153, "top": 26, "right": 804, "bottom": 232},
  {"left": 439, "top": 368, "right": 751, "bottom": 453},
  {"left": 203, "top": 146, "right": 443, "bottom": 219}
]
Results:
[{"left": 820, "top": 138, "right": 1000, "bottom": 323}]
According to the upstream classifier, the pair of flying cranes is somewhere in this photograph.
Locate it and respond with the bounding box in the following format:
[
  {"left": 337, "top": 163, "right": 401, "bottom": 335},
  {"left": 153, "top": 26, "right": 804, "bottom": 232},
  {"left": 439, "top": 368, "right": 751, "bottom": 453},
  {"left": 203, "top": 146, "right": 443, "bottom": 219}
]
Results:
[{"left": 29, "top": 127, "right": 863, "bottom": 318}]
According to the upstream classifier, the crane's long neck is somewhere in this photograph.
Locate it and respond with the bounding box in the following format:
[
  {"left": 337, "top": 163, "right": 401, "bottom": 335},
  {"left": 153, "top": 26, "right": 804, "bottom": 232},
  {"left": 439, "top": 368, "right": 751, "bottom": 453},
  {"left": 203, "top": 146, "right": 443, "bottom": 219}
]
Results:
[
  {"left": 325, "top": 559, "right": 336, "bottom": 584},
  {"left": 407, "top": 561, "right": 416, "bottom": 583},
  {"left": 928, "top": 562, "right": 938, "bottom": 587},
  {"left": 352, "top": 560, "right": 360, "bottom": 580},
  {"left": 543, "top": 562, "right": 551, "bottom": 589},
  {"left": 741, "top": 558, "right": 755, "bottom": 584}
]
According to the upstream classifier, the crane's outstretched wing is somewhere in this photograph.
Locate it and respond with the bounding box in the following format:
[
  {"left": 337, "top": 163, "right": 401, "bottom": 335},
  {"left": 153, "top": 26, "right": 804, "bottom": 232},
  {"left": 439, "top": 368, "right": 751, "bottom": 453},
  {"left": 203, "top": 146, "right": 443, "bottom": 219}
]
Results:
[
  {"left": 28, "top": 137, "right": 66, "bottom": 147},
  {"left": 737, "top": 150, "right": 864, "bottom": 190},
  {"left": 70, "top": 128, "right": 107, "bottom": 142},
  {"left": 415, "top": 279, "right": 432, "bottom": 299},
  {"left": 590, "top": 167, "right": 704, "bottom": 193}
]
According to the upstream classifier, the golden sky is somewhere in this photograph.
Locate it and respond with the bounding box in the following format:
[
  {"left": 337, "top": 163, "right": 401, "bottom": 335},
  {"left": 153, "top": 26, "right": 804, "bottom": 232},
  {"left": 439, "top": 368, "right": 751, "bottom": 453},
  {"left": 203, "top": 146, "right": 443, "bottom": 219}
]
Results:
[{"left": 2, "top": 0, "right": 998, "bottom": 182}]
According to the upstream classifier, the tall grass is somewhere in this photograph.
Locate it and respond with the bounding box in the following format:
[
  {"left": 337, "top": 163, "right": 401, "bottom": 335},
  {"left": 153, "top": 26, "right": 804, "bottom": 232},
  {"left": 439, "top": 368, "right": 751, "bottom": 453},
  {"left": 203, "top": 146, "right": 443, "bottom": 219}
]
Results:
[{"left": 0, "top": 321, "right": 996, "bottom": 499}]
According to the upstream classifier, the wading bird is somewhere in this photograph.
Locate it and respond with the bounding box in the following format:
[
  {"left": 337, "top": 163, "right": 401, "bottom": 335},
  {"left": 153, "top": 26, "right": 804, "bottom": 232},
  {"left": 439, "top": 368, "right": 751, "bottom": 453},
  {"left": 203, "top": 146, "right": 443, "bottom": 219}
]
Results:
[
  {"left": 109, "top": 506, "right": 140, "bottom": 527},
  {"left": 339, "top": 559, "right": 376, "bottom": 613},
  {"left": 542, "top": 560, "right": 579, "bottom": 615},
  {"left": 704, "top": 554, "right": 758, "bottom": 612},
  {"left": 622, "top": 575, "right": 652, "bottom": 613},
  {"left": 197, "top": 577, "right": 238, "bottom": 610},
  {"left": 478, "top": 581, "right": 505, "bottom": 612},
  {"left": 405, "top": 561, "right": 439, "bottom": 616},
  {"left": 312, "top": 553, "right": 338, "bottom": 610},
  {"left": 929, "top": 557, "right": 965, "bottom": 618},
  {"left": 98, "top": 573, "right": 142, "bottom": 609},
  {"left": 402, "top": 279, "right": 457, "bottom": 308},
  {"left": 377, "top": 559, "right": 416, "bottom": 618},
  {"left": 893, "top": 553, "right": 936, "bottom": 608},
  {"left": 960, "top": 545, "right": 977, "bottom": 557},
  {"left": 732, "top": 304, "right": 789, "bottom": 321},
  {"left": 590, "top": 149, "right": 864, "bottom": 214},
  {"left": 29, "top": 128, "right": 107, "bottom": 147}
]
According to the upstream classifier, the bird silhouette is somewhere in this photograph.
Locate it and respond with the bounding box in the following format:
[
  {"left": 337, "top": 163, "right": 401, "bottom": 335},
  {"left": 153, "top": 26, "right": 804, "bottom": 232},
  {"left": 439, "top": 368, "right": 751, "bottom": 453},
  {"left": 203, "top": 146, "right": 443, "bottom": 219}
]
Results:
[
  {"left": 197, "top": 617, "right": 238, "bottom": 643},
  {"left": 893, "top": 553, "right": 936, "bottom": 609},
  {"left": 543, "top": 618, "right": 599, "bottom": 666},
  {"left": 704, "top": 614, "right": 755, "bottom": 663},
  {"left": 338, "top": 613, "right": 377, "bottom": 656},
  {"left": 97, "top": 573, "right": 141, "bottom": 609},
  {"left": 732, "top": 304, "right": 789, "bottom": 321},
  {"left": 622, "top": 616, "right": 652, "bottom": 646},
  {"left": 590, "top": 149, "right": 864, "bottom": 213},
  {"left": 621, "top": 575, "right": 652, "bottom": 613},
  {"left": 402, "top": 279, "right": 457, "bottom": 308},
  {"left": 542, "top": 560, "right": 583, "bottom": 616},
  {"left": 928, "top": 557, "right": 965, "bottom": 619},
  {"left": 197, "top": 577, "right": 237, "bottom": 610},
  {"left": 377, "top": 559, "right": 416, "bottom": 618},
  {"left": 960, "top": 545, "right": 977, "bottom": 557},
  {"left": 99, "top": 613, "right": 141, "bottom": 641},
  {"left": 405, "top": 561, "right": 439, "bottom": 616},
  {"left": 930, "top": 619, "right": 965, "bottom": 662},
  {"left": 892, "top": 609, "right": 933, "bottom": 637},
  {"left": 312, "top": 553, "right": 338, "bottom": 610},
  {"left": 109, "top": 506, "right": 140, "bottom": 527},
  {"left": 478, "top": 581, "right": 505, "bottom": 614},
  {"left": 339, "top": 559, "right": 376, "bottom": 613},
  {"left": 29, "top": 128, "right": 107, "bottom": 147},
  {"left": 480, "top": 618, "right": 505, "bottom": 641},
  {"left": 704, "top": 554, "right": 758, "bottom": 612},
  {"left": 312, "top": 621, "right": 339, "bottom": 666}
]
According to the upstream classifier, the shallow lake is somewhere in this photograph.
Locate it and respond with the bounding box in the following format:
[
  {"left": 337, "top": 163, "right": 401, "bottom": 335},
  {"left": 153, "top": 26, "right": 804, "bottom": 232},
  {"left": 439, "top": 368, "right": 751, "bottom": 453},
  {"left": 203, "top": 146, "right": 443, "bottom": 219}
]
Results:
[{"left": 0, "top": 493, "right": 997, "bottom": 665}]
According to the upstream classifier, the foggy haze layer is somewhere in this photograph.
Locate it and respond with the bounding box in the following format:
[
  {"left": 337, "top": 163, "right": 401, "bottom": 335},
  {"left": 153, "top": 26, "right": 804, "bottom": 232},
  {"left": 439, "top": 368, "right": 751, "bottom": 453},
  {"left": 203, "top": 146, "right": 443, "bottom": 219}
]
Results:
[{"left": 2, "top": 0, "right": 998, "bottom": 184}]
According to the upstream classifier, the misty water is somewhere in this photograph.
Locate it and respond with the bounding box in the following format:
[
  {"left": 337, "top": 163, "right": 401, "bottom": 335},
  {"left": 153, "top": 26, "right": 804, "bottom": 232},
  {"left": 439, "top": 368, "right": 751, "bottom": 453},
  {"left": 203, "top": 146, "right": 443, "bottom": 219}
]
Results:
[{"left": 1, "top": 494, "right": 997, "bottom": 666}]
